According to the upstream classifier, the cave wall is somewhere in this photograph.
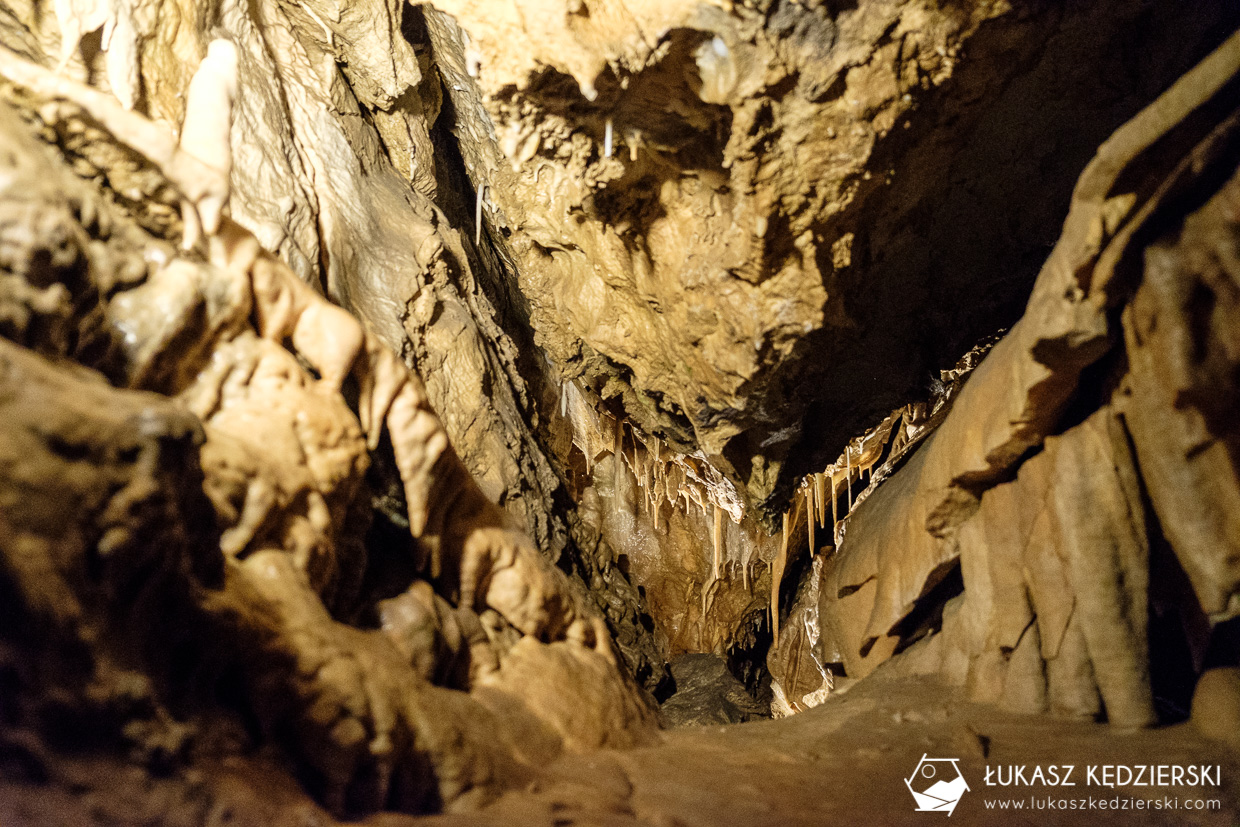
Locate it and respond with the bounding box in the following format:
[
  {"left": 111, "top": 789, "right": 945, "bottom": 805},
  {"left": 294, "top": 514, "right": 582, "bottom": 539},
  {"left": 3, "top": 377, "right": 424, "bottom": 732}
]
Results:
[
  {"left": 2, "top": 0, "right": 670, "bottom": 689},
  {"left": 0, "top": 0, "right": 1238, "bottom": 821},
  {"left": 771, "top": 37, "right": 1240, "bottom": 719},
  {"left": 0, "top": 12, "right": 659, "bottom": 820},
  {"left": 412, "top": 0, "right": 1238, "bottom": 670}
]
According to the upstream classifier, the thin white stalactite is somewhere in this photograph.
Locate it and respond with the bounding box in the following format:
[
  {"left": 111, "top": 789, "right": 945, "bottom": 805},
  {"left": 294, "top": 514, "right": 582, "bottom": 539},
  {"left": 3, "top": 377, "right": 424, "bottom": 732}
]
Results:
[
  {"left": 712, "top": 505, "right": 723, "bottom": 581},
  {"left": 815, "top": 473, "right": 826, "bottom": 527},
  {"left": 474, "top": 183, "right": 486, "bottom": 246},
  {"left": 830, "top": 473, "right": 838, "bottom": 536},
  {"left": 846, "top": 444, "right": 853, "bottom": 510},
  {"left": 604, "top": 118, "right": 613, "bottom": 158},
  {"left": 300, "top": 2, "right": 335, "bottom": 48},
  {"left": 806, "top": 486, "right": 815, "bottom": 556},
  {"left": 772, "top": 511, "right": 789, "bottom": 648}
]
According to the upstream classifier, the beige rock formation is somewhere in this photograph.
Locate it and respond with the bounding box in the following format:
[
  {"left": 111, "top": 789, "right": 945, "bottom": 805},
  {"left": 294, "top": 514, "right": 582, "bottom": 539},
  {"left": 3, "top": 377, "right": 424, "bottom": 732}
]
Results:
[
  {"left": 0, "top": 52, "right": 653, "bottom": 817},
  {"left": 804, "top": 29, "right": 1240, "bottom": 732},
  {"left": 1, "top": 0, "right": 1239, "bottom": 823}
]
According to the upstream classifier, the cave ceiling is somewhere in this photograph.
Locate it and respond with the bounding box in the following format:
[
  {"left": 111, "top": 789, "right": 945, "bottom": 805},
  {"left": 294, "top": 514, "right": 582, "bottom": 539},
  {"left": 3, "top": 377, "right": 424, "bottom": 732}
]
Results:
[{"left": 419, "top": 0, "right": 1234, "bottom": 520}]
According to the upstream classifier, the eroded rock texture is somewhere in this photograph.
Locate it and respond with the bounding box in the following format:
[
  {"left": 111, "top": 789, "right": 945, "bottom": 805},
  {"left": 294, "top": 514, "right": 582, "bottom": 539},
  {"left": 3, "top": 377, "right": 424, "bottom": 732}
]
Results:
[
  {"left": 428, "top": 0, "right": 1236, "bottom": 516},
  {"left": 412, "top": 0, "right": 1238, "bottom": 670},
  {"left": 788, "top": 32, "right": 1240, "bottom": 726},
  {"left": 1, "top": 0, "right": 1239, "bottom": 822},
  {"left": 0, "top": 44, "right": 654, "bottom": 820}
]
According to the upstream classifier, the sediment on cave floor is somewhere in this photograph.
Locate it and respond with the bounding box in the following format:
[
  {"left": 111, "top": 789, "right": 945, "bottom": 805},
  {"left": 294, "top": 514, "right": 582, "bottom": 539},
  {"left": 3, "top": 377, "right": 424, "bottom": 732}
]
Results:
[{"left": 1, "top": 1, "right": 1239, "bottom": 825}]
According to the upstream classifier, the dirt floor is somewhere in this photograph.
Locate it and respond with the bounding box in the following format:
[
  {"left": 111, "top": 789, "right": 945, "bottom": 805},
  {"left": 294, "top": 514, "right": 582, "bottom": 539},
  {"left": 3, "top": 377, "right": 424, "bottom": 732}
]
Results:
[
  {"left": 3, "top": 675, "right": 1237, "bottom": 826},
  {"left": 411, "top": 677, "right": 1240, "bottom": 827}
]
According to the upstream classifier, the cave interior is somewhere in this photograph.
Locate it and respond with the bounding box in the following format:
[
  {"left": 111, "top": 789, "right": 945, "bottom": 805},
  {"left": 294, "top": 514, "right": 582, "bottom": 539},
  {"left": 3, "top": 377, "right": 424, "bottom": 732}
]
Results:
[{"left": 1, "top": 0, "right": 1240, "bottom": 824}]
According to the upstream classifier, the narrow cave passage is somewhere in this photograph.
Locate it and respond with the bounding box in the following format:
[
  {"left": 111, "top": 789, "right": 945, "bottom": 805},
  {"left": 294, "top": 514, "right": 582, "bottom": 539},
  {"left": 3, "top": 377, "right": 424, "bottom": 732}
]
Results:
[{"left": 1, "top": 1, "right": 1239, "bottom": 825}]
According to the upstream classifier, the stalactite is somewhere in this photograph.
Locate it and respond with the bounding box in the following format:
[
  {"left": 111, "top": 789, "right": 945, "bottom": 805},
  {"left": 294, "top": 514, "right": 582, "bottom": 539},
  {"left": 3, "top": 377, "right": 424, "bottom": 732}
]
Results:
[
  {"left": 830, "top": 472, "right": 838, "bottom": 529},
  {"left": 604, "top": 117, "right": 614, "bottom": 158},
  {"left": 806, "top": 486, "right": 815, "bottom": 556},
  {"left": 815, "top": 473, "right": 826, "bottom": 527},
  {"left": 474, "top": 183, "right": 486, "bottom": 246},
  {"left": 845, "top": 444, "right": 853, "bottom": 510},
  {"left": 627, "top": 129, "right": 641, "bottom": 162},
  {"left": 772, "top": 511, "right": 789, "bottom": 648},
  {"left": 300, "top": 2, "right": 335, "bottom": 48},
  {"left": 712, "top": 505, "right": 723, "bottom": 581}
]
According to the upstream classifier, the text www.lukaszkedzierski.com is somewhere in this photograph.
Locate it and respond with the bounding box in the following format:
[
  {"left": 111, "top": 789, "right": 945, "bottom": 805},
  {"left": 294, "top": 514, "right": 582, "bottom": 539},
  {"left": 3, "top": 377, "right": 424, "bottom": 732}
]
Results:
[{"left": 983, "top": 796, "right": 1221, "bottom": 811}]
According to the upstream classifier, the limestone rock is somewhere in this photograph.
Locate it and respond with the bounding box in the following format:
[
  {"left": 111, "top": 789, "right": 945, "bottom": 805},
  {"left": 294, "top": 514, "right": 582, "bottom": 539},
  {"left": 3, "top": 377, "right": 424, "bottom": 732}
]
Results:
[
  {"left": 423, "top": 0, "right": 1237, "bottom": 515},
  {"left": 1192, "top": 667, "right": 1240, "bottom": 750},
  {"left": 660, "top": 654, "right": 768, "bottom": 726},
  {"left": 813, "top": 31, "right": 1240, "bottom": 728}
]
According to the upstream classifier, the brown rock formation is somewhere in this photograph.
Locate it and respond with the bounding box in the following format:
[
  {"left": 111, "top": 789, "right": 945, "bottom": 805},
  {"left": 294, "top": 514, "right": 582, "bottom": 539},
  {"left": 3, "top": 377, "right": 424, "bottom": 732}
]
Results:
[
  {"left": 804, "top": 30, "right": 1240, "bottom": 730},
  {"left": 1, "top": 0, "right": 1239, "bottom": 823},
  {"left": 425, "top": 0, "right": 1235, "bottom": 516}
]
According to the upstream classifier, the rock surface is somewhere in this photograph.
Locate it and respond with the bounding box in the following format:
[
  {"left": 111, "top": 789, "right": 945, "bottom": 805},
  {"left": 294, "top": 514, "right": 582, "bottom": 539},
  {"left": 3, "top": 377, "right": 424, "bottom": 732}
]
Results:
[
  {"left": 0, "top": 60, "right": 654, "bottom": 817},
  {"left": 799, "top": 29, "right": 1240, "bottom": 731},
  {"left": 0, "top": 0, "right": 1238, "bottom": 822},
  {"left": 426, "top": 0, "right": 1238, "bottom": 517},
  {"left": 660, "top": 654, "right": 768, "bottom": 726}
]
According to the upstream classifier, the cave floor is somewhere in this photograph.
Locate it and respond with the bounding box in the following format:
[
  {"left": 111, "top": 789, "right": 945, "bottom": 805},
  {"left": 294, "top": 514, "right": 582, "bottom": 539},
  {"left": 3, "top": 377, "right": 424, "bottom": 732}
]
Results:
[
  {"left": 4, "top": 677, "right": 1238, "bottom": 826},
  {"left": 413, "top": 677, "right": 1240, "bottom": 827}
]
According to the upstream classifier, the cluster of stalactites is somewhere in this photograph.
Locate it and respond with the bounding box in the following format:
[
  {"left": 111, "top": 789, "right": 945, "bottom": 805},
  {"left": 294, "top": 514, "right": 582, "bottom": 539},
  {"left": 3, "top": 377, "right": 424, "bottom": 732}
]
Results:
[
  {"left": 559, "top": 378, "right": 746, "bottom": 525},
  {"left": 768, "top": 336, "right": 1001, "bottom": 645},
  {"left": 557, "top": 331, "right": 1000, "bottom": 645},
  {"left": 559, "top": 377, "right": 763, "bottom": 624},
  {"left": 766, "top": 416, "right": 897, "bottom": 647},
  {"left": 795, "top": 331, "right": 1003, "bottom": 555}
]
